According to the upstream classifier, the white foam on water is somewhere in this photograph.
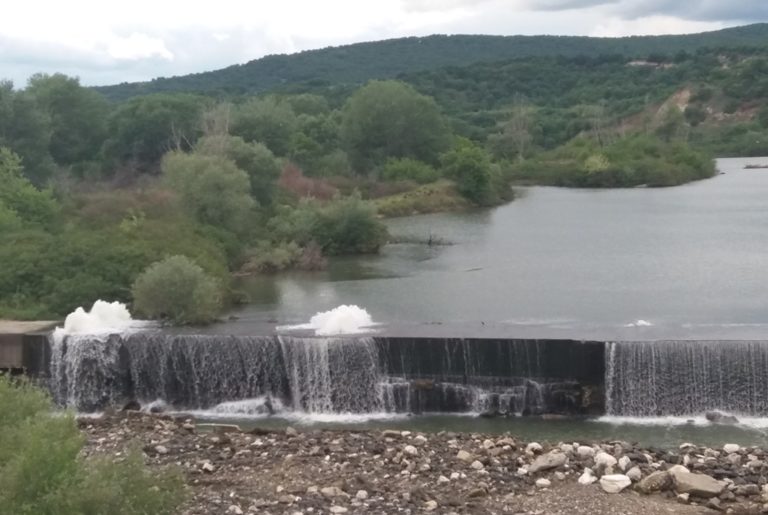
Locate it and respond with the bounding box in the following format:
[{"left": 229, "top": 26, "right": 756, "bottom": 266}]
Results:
[
  {"left": 52, "top": 300, "right": 147, "bottom": 343},
  {"left": 277, "top": 305, "right": 377, "bottom": 335},
  {"left": 597, "top": 415, "right": 768, "bottom": 429}
]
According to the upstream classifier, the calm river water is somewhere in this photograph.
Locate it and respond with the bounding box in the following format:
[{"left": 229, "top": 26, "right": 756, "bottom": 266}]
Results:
[{"left": 228, "top": 157, "right": 768, "bottom": 339}]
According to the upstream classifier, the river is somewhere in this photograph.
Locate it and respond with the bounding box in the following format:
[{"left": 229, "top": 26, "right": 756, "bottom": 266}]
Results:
[{"left": 227, "top": 157, "right": 768, "bottom": 340}]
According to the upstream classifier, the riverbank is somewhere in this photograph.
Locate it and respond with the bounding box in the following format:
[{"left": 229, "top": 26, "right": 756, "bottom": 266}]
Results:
[{"left": 80, "top": 412, "right": 767, "bottom": 514}]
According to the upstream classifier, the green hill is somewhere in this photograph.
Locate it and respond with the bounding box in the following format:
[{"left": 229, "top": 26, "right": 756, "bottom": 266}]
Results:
[{"left": 94, "top": 24, "right": 768, "bottom": 101}]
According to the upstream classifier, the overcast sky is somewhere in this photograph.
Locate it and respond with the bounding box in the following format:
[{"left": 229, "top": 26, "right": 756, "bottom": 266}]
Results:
[{"left": 1, "top": 0, "right": 766, "bottom": 87}]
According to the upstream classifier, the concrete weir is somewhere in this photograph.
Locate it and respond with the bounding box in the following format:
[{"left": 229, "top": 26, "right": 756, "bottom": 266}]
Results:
[{"left": 0, "top": 320, "right": 56, "bottom": 375}]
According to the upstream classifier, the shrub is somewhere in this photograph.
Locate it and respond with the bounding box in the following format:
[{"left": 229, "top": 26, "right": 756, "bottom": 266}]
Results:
[
  {"left": 0, "top": 376, "right": 186, "bottom": 514},
  {"left": 132, "top": 255, "right": 222, "bottom": 324},
  {"left": 269, "top": 193, "right": 388, "bottom": 255},
  {"left": 240, "top": 241, "right": 302, "bottom": 274},
  {"left": 380, "top": 158, "right": 440, "bottom": 184}
]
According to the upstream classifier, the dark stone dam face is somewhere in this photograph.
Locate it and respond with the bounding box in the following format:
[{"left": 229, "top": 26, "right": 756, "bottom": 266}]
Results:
[
  {"left": 48, "top": 334, "right": 605, "bottom": 415},
  {"left": 45, "top": 334, "right": 768, "bottom": 418}
]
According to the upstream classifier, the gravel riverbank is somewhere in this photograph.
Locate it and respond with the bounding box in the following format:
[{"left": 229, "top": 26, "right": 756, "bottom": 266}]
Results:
[{"left": 79, "top": 412, "right": 768, "bottom": 514}]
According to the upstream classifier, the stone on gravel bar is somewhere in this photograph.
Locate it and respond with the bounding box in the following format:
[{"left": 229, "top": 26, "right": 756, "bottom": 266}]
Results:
[
  {"left": 529, "top": 451, "right": 567, "bottom": 473},
  {"left": 599, "top": 474, "right": 632, "bottom": 494}
]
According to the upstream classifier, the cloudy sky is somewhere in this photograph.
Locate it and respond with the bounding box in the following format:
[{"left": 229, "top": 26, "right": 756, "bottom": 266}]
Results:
[{"left": 1, "top": 0, "right": 766, "bottom": 87}]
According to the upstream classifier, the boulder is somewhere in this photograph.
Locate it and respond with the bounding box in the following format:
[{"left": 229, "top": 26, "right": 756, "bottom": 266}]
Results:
[
  {"left": 626, "top": 466, "right": 642, "bottom": 482},
  {"left": 595, "top": 452, "right": 618, "bottom": 469},
  {"left": 529, "top": 451, "right": 567, "bottom": 473},
  {"left": 672, "top": 471, "right": 726, "bottom": 498},
  {"left": 637, "top": 470, "right": 672, "bottom": 494},
  {"left": 526, "top": 442, "right": 543, "bottom": 454},
  {"left": 578, "top": 468, "right": 597, "bottom": 485},
  {"left": 600, "top": 474, "right": 632, "bottom": 494},
  {"left": 706, "top": 411, "right": 739, "bottom": 425},
  {"left": 536, "top": 478, "right": 552, "bottom": 488},
  {"left": 618, "top": 455, "right": 631, "bottom": 472},
  {"left": 723, "top": 443, "right": 740, "bottom": 454},
  {"left": 577, "top": 445, "right": 595, "bottom": 459},
  {"left": 456, "top": 450, "right": 473, "bottom": 462}
]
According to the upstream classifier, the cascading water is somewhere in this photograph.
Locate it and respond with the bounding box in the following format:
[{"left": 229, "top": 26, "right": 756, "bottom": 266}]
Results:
[
  {"left": 49, "top": 333, "right": 600, "bottom": 416},
  {"left": 605, "top": 341, "right": 768, "bottom": 416}
]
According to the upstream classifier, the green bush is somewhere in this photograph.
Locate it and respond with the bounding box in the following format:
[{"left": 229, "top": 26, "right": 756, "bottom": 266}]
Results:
[
  {"left": 380, "top": 158, "right": 440, "bottom": 184},
  {"left": 240, "top": 241, "right": 302, "bottom": 273},
  {"left": 132, "top": 255, "right": 222, "bottom": 324},
  {"left": 0, "top": 377, "right": 186, "bottom": 514},
  {"left": 269, "top": 193, "right": 388, "bottom": 255}
]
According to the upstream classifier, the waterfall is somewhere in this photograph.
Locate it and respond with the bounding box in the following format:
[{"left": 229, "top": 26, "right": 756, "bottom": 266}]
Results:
[
  {"left": 605, "top": 341, "right": 768, "bottom": 416},
  {"left": 49, "top": 333, "right": 602, "bottom": 415}
]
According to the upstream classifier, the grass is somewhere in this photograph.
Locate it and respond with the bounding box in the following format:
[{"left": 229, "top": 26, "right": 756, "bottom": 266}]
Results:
[{"left": 372, "top": 179, "right": 471, "bottom": 218}]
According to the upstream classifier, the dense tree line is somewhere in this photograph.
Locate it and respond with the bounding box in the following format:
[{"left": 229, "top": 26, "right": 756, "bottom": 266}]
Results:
[{"left": 94, "top": 24, "right": 768, "bottom": 101}]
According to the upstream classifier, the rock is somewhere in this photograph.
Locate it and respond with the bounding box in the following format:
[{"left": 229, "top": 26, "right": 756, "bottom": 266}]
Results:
[
  {"left": 677, "top": 493, "right": 690, "bottom": 504},
  {"left": 321, "top": 486, "right": 347, "bottom": 498},
  {"left": 673, "top": 471, "right": 726, "bottom": 498},
  {"left": 424, "top": 500, "right": 438, "bottom": 511},
  {"left": 450, "top": 472, "right": 461, "bottom": 480},
  {"left": 413, "top": 435, "right": 428, "bottom": 446},
  {"left": 707, "top": 498, "right": 723, "bottom": 511},
  {"left": 525, "top": 442, "right": 543, "bottom": 454},
  {"left": 470, "top": 460, "right": 484, "bottom": 470},
  {"left": 278, "top": 495, "right": 296, "bottom": 504},
  {"left": 329, "top": 507, "right": 348, "bottom": 514},
  {"left": 201, "top": 461, "right": 215, "bottom": 473},
  {"left": 536, "top": 478, "right": 552, "bottom": 488},
  {"left": 403, "top": 445, "right": 418, "bottom": 457},
  {"left": 578, "top": 468, "right": 597, "bottom": 486},
  {"left": 456, "top": 450, "right": 473, "bottom": 462},
  {"left": 666, "top": 464, "right": 690, "bottom": 481},
  {"left": 154, "top": 445, "right": 169, "bottom": 455},
  {"left": 355, "top": 490, "right": 369, "bottom": 500},
  {"left": 560, "top": 443, "right": 574, "bottom": 455},
  {"left": 466, "top": 488, "right": 487, "bottom": 498},
  {"left": 735, "top": 484, "right": 760, "bottom": 496},
  {"left": 482, "top": 439, "right": 495, "bottom": 449},
  {"left": 723, "top": 443, "right": 741, "bottom": 454},
  {"left": 529, "top": 451, "right": 567, "bottom": 473},
  {"left": 637, "top": 471, "right": 672, "bottom": 494},
  {"left": 577, "top": 445, "right": 595, "bottom": 459},
  {"left": 438, "top": 475, "right": 450, "bottom": 484},
  {"left": 382, "top": 429, "right": 401, "bottom": 439},
  {"left": 227, "top": 506, "right": 243, "bottom": 515},
  {"left": 706, "top": 412, "right": 739, "bottom": 425},
  {"left": 554, "top": 471, "right": 566, "bottom": 481},
  {"left": 626, "top": 466, "right": 642, "bottom": 482},
  {"left": 618, "top": 455, "right": 631, "bottom": 472},
  {"left": 595, "top": 452, "right": 618, "bottom": 469},
  {"left": 600, "top": 474, "right": 632, "bottom": 494}
]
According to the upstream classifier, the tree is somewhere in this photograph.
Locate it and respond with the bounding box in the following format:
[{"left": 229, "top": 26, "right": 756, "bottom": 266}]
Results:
[
  {"left": 441, "top": 139, "right": 494, "bottom": 205},
  {"left": 340, "top": 80, "right": 450, "bottom": 172},
  {"left": 0, "top": 147, "right": 59, "bottom": 228},
  {"left": 102, "top": 93, "right": 206, "bottom": 172},
  {"left": 131, "top": 255, "right": 222, "bottom": 324},
  {"left": 489, "top": 93, "right": 533, "bottom": 161},
  {"left": 162, "top": 151, "right": 255, "bottom": 232},
  {"left": 0, "top": 82, "right": 55, "bottom": 185},
  {"left": 195, "top": 135, "right": 281, "bottom": 206},
  {"left": 26, "top": 73, "right": 109, "bottom": 166},
  {"left": 656, "top": 105, "right": 687, "bottom": 143},
  {"left": 231, "top": 96, "right": 297, "bottom": 156}
]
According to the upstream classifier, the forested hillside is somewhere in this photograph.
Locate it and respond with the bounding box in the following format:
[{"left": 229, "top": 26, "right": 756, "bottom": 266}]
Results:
[{"left": 94, "top": 24, "right": 768, "bottom": 101}]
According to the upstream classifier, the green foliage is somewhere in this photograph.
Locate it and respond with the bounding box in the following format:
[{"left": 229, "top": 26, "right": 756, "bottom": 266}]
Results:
[
  {"left": 196, "top": 135, "right": 281, "bottom": 206},
  {"left": 510, "top": 134, "right": 715, "bottom": 188},
  {"left": 240, "top": 241, "right": 302, "bottom": 273},
  {"left": 132, "top": 255, "right": 222, "bottom": 324},
  {"left": 341, "top": 80, "right": 450, "bottom": 171},
  {"left": 0, "top": 377, "right": 186, "bottom": 514},
  {"left": 102, "top": 93, "right": 206, "bottom": 171},
  {"left": 269, "top": 193, "right": 388, "bottom": 254},
  {"left": 373, "top": 179, "right": 470, "bottom": 217},
  {"left": 26, "top": 73, "right": 109, "bottom": 166},
  {"left": 380, "top": 158, "right": 440, "bottom": 184},
  {"left": 0, "top": 147, "right": 59, "bottom": 228},
  {"left": 162, "top": 151, "right": 255, "bottom": 232},
  {"left": 231, "top": 96, "right": 297, "bottom": 156},
  {"left": 441, "top": 139, "right": 497, "bottom": 205}
]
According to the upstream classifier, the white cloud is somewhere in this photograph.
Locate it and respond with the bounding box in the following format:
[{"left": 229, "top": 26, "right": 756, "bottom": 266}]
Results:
[
  {"left": 107, "top": 33, "right": 173, "bottom": 61},
  {"left": 591, "top": 15, "right": 725, "bottom": 37}
]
